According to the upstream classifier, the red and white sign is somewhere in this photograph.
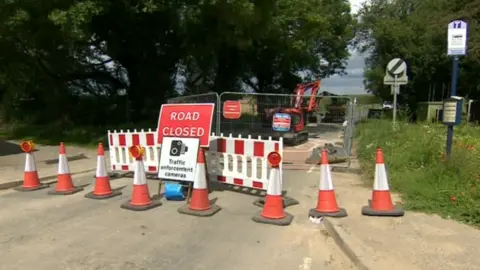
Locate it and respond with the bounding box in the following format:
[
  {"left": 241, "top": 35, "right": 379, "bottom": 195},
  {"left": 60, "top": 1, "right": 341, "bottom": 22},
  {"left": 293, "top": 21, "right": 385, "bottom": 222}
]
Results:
[
  {"left": 223, "top": 100, "right": 241, "bottom": 119},
  {"left": 272, "top": 113, "right": 291, "bottom": 132},
  {"left": 157, "top": 103, "right": 215, "bottom": 147}
]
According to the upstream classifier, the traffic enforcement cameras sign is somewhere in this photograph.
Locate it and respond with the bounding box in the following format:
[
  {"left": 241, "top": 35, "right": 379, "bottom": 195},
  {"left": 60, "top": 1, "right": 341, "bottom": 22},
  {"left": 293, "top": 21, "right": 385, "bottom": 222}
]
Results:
[
  {"left": 157, "top": 103, "right": 215, "bottom": 147},
  {"left": 158, "top": 137, "right": 200, "bottom": 182}
]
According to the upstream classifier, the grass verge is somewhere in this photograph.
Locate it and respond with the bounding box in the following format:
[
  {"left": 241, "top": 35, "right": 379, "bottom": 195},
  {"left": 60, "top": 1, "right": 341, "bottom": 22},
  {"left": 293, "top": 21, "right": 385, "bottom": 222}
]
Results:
[
  {"left": 0, "top": 122, "right": 156, "bottom": 148},
  {"left": 355, "top": 119, "right": 480, "bottom": 226}
]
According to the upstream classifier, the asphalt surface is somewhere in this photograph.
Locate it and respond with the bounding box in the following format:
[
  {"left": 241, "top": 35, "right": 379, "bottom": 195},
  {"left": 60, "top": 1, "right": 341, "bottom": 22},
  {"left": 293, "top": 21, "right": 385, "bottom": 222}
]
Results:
[{"left": 0, "top": 169, "right": 353, "bottom": 270}]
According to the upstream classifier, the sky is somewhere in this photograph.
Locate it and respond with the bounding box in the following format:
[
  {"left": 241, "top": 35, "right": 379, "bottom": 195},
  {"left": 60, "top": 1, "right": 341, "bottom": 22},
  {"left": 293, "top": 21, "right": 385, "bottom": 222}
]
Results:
[{"left": 321, "top": 0, "right": 367, "bottom": 95}]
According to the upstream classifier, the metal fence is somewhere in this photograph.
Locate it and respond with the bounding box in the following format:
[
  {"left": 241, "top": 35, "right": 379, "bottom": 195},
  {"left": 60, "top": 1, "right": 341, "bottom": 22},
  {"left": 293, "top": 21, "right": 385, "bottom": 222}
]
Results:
[
  {"left": 166, "top": 91, "right": 364, "bottom": 167},
  {"left": 167, "top": 92, "right": 221, "bottom": 135}
]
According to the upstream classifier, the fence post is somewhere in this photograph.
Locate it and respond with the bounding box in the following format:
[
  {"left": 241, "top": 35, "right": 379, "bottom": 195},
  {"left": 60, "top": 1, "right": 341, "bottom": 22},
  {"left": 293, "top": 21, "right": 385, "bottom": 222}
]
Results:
[
  {"left": 346, "top": 100, "right": 356, "bottom": 158},
  {"left": 217, "top": 93, "right": 222, "bottom": 135}
]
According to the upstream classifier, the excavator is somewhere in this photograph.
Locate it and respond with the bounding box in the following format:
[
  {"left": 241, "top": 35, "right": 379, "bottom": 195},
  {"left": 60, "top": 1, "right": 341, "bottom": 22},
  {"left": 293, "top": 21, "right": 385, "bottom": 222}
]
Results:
[{"left": 263, "top": 80, "right": 321, "bottom": 145}]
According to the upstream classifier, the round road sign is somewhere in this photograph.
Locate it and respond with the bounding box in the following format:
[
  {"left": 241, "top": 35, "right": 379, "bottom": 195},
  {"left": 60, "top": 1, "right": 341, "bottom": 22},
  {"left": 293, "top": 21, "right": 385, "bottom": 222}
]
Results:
[{"left": 387, "top": 58, "right": 407, "bottom": 76}]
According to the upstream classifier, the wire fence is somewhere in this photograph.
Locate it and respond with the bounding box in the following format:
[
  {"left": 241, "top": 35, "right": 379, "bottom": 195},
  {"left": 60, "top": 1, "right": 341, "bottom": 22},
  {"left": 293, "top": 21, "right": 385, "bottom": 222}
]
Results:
[
  {"left": 167, "top": 92, "right": 221, "bottom": 135},
  {"left": 167, "top": 92, "right": 373, "bottom": 167}
]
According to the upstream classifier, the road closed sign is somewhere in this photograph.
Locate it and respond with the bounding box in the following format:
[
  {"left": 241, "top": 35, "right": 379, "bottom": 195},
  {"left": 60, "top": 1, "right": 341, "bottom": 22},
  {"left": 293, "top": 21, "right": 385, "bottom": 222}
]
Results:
[
  {"left": 157, "top": 103, "right": 215, "bottom": 147},
  {"left": 158, "top": 137, "right": 200, "bottom": 182}
]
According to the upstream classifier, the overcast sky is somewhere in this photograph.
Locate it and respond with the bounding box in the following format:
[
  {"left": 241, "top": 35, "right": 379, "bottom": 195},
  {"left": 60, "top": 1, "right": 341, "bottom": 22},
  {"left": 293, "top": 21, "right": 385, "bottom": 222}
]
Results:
[{"left": 321, "top": 0, "right": 367, "bottom": 95}]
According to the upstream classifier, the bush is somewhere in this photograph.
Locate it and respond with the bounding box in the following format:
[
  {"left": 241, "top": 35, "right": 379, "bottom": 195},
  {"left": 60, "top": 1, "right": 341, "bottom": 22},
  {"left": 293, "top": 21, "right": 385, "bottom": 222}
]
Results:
[
  {"left": 0, "top": 121, "right": 156, "bottom": 148},
  {"left": 355, "top": 120, "right": 480, "bottom": 226}
]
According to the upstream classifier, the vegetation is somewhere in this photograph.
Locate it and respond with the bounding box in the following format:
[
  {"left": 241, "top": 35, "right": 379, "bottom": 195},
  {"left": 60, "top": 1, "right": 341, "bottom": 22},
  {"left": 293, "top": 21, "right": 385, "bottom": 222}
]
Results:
[
  {"left": 356, "top": 119, "right": 480, "bottom": 226},
  {"left": 0, "top": 0, "right": 355, "bottom": 132},
  {"left": 356, "top": 0, "right": 480, "bottom": 112}
]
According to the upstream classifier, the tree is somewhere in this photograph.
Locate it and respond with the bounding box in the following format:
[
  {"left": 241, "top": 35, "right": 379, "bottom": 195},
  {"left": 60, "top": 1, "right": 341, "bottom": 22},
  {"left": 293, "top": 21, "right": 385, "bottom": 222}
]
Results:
[
  {"left": 0, "top": 0, "right": 356, "bottom": 125},
  {"left": 356, "top": 0, "right": 480, "bottom": 112}
]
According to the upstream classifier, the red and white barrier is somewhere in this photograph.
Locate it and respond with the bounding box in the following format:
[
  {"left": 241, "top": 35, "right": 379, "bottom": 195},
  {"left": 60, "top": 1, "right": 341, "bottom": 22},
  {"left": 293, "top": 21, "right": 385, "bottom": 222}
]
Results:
[
  {"left": 107, "top": 129, "right": 283, "bottom": 190},
  {"left": 107, "top": 129, "right": 160, "bottom": 173},
  {"left": 207, "top": 133, "right": 282, "bottom": 190}
]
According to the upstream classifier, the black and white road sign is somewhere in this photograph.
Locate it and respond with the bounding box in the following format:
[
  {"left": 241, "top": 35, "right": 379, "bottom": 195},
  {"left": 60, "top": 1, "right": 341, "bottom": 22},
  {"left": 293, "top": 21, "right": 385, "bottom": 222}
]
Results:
[
  {"left": 384, "top": 58, "right": 408, "bottom": 85},
  {"left": 387, "top": 58, "right": 407, "bottom": 76},
  {"left": 158, "top": 137, "right": 200, "bottom": 182}
]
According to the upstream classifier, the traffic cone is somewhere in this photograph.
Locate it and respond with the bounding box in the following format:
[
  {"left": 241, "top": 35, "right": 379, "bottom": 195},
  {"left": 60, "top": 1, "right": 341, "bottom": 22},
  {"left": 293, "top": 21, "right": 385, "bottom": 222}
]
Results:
[
  {"left": 178, "top": 148, "right": 221, "bottom": 217},
  {"left": 309, "top": 149, "right": 347, "bottom": 218},
  {"left": 15, "top": 141, "right": 48, "bottom": 192},
  {"left": 252, "top": 152, "right": 293, "bottom": 226},
  {"left": 121, "top": 145, "right": 162, "bottom": 211},
  {"left": 361, "top": 148, "right": 404, "bottom": 217},
  {"left": 48, "top": 142, "right": 84, "bottom": 195},
  {"left": 85, "top": 143, "right": 122, "bottom": 200}
]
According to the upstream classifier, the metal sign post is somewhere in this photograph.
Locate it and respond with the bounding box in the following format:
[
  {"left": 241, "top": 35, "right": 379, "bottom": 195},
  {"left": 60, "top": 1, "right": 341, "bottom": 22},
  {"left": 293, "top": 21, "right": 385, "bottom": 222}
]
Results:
[
  {"left": 393, "top": 75, "right": 397, "bottom": 123},
  {"left": 384, "top": 58, "right": 408, "bottom": 124},
  {"left": 445, "top": 20, "right": 468, "bottom": 158}
]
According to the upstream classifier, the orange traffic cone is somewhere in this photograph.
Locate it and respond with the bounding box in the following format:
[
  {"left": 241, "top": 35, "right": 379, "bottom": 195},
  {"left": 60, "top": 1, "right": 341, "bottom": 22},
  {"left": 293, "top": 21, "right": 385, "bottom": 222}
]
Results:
[
  {"left": 15, "top": 141, "right": 48, "bottom": 192},
  {"left": 252, "top": 151, "right": 293, "bottom": 226},
  {"left": 178, "top": 148, "right": 221, "bottom": 217},
  {"left": 361, "top": 148, "right": 404, "bottom": 217},
  {"left": 85, "top": 143, "right": 122, "bottom": 200},
  {"left": 309, "top": 149, "right": 347, "bottom": 218},
  {"left": 121, "top": 145, "right": 162, "bottom": 211},
  {"left": 48, "top": 142, "right": 84, "bottom": 195}
]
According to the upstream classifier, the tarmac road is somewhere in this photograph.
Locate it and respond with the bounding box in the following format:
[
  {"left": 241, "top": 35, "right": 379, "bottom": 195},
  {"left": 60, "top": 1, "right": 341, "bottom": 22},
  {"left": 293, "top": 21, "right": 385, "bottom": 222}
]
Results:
[{"left": 0, "top": 169, "right": 353, "bottom": 270}]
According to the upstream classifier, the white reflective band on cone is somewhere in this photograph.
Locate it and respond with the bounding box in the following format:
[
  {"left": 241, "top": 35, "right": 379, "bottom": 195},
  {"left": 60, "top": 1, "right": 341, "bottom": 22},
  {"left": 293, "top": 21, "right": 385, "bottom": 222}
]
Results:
[
  {"left": 193, "top": 163, "right": 207, "bottom": 189},
  {"left": 266, "top": 167, "right": 282, "bottom": 196},
  {"left": 96, "top": 155, "right": 107, "bottom": 177},
  {"left": 319, "top": 164, "right": 334, "bottom": 190},
  {"left": 57, "top": 154, "right": 71, "bottom": 174},
  {"left": 133, "top": 159, "right": 147, "bottom": 185},
  {"left": 373, "top": 164, "right": 390, "bottom": 191},
  {"left": 25, "top": 153, "right": 37, "bottom": 172}
]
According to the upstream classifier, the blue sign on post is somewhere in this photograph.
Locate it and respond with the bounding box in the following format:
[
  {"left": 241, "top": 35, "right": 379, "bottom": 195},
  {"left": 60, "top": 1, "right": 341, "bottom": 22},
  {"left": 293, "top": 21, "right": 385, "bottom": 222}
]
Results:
[{"left": 445, "top": 20, "right": 468, "bottom": 158}]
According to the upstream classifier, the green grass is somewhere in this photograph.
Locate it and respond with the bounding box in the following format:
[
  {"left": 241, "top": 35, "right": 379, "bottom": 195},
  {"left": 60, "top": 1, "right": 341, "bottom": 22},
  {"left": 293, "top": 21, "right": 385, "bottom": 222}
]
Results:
[
  {"left": 0, "top": 122, "right": 156, "bottom": 148},
  {"left": 355, "top": 119, "right": 480, "bottom": 226}
]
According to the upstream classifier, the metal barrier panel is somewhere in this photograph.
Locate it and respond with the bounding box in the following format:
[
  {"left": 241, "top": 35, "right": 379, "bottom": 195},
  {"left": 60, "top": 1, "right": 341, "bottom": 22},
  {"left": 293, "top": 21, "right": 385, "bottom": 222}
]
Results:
[
  {"left": 107, "top": 129, "right": 160, "bottom": 174},
  {"left": 167, "top": 92, "right": 221, "bottom": 135},
  {"left": 219, "top": 92, "right": 296, "bottom": 138},
  {"left": 219, "top": 92, "right": 354, "bottom": 163},
  {"left": 207, "top": 133, "right": 283, "bottom": 190}
]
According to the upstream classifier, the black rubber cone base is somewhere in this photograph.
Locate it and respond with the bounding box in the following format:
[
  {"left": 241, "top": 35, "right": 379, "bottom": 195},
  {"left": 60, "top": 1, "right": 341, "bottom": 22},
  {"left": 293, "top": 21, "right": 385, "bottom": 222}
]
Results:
[
  {"left": 84, "top": 190, "right": 122, "bottom": 200},
  {"left": 47, "top": 186, "right": 84, "bottom": 195},
  {"left": 309, "top": 207, "right": 348, "bottom": 218},
  {"left": 14, "top": 183, "right": 49, "bottom": 192},
  {"left": 120, "top": 199, "right": 162, "bottom": 211},
  {"left": 177, "top": 204, "right": 222, "bottom": 217},
  {"left": 361, "top": 205, "right": 405, "bottom": 217},
  {"left": 252, "top": 211, "right": 294, "bottom": 226},
  {"left": 253, "top": 196, "right": 300, "bottom": 209}
]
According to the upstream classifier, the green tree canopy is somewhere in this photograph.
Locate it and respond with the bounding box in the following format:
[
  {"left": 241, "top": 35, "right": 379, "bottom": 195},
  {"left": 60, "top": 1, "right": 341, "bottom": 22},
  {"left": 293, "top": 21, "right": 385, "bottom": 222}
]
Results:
[
  {"left": 356, "top": 0, "right": 480, "bottom": 109},
  {"left": 0, "top": 0, "right": 355, "bottom": 125}
]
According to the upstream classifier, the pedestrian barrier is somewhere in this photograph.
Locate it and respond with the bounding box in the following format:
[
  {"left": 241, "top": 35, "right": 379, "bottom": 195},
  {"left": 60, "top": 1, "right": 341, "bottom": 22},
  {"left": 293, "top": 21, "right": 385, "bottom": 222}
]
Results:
[
  {"left": 207, "top": 133, "right": 283, "bottom": 190},
  {"left": 108, "top": 129, "right": 159, "bottom": 173},
  {"left": 107, "top": 130, "right": 283, "bottom": 191}
]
